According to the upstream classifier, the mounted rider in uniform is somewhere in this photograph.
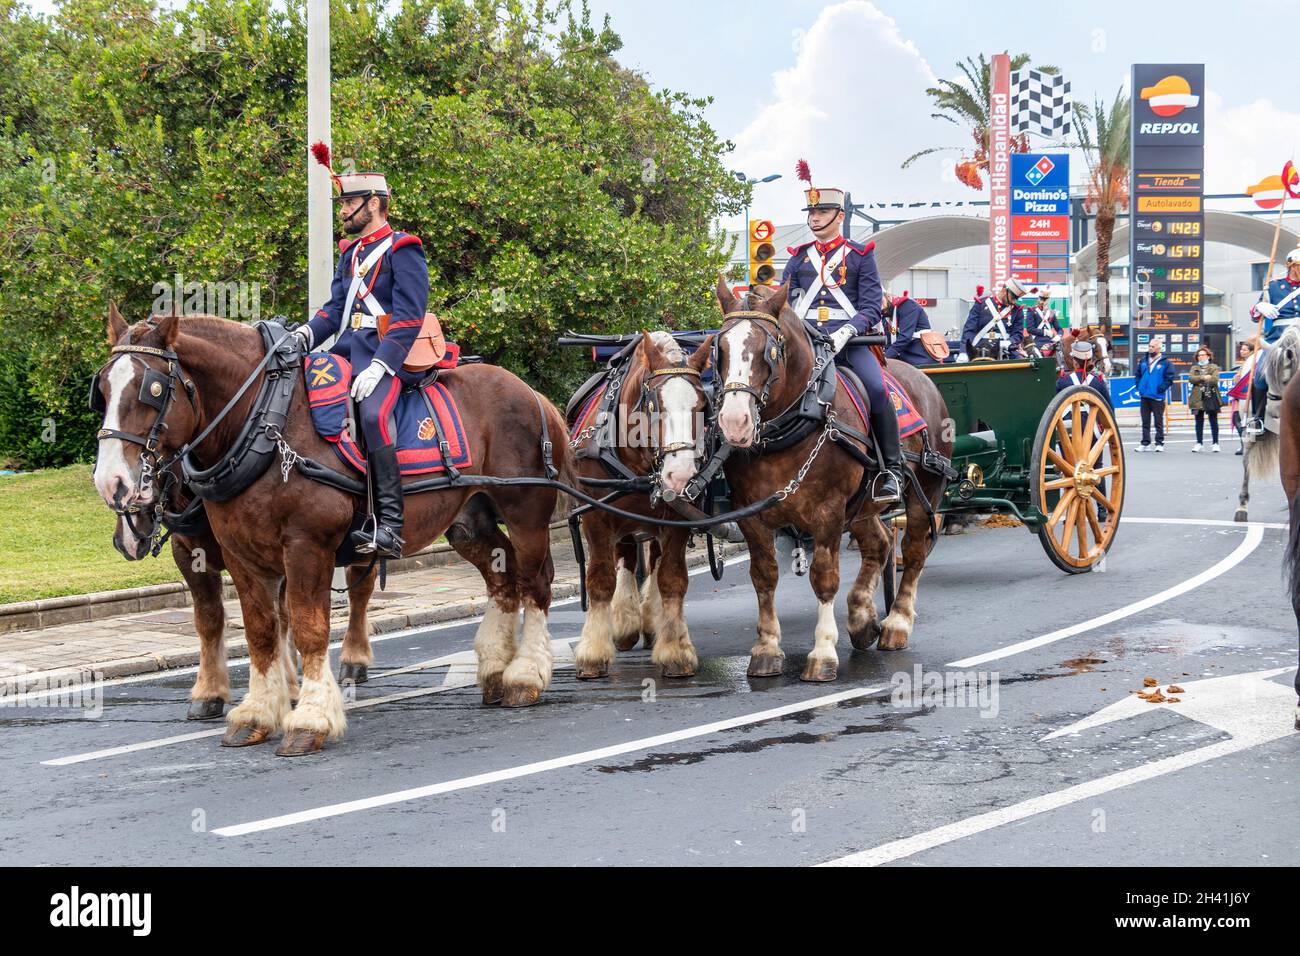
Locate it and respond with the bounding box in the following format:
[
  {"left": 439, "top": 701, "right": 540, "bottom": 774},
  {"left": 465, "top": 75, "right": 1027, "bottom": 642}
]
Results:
[
  {"left": 293, "top": 144, "right": 430, "bottom": 559},
  {"left": 962, "top": 278, "right": 1027, "bottom": 359},
  {"left": 780, "top": 161, "right": 902, "bottom": 503},
  {"left": 1025, "top": 287, "right": 1062, "bottom": 356},
  {"left": 882, "top": 290, "right": 935, "bottom": 366},
  {"left": 1247, "top": 246, "right": 1300, "bottom": 430}
]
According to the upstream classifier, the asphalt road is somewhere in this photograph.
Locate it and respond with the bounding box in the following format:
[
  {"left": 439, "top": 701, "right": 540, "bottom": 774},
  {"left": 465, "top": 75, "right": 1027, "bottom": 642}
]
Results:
[{"left": 3, "top": 424, "right": 1296, "bottom": 866}]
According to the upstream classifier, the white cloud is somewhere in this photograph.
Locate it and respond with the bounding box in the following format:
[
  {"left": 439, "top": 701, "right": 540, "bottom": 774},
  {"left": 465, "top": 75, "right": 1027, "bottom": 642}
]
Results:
[
  {"left": 725, "top": 1, "right": 976, "bottom": 230},
  {"left": 1204, "top": 91, "right": 1300, "bottom": 194}
]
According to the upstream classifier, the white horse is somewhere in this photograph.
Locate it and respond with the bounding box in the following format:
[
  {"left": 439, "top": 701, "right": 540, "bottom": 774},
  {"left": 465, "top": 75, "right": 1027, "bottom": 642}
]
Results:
[{"left": 1237, "top": 326, "right": 1300, "bottom": 521}]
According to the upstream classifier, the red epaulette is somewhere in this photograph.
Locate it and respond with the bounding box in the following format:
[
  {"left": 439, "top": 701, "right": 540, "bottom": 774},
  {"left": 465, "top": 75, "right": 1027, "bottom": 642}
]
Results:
[
  {"left": 392, "top": 233, "right": 423, "bottom": 251},
  {"left": 787, "top": 240, "right": 815, "bottom": 256},
  {"left": 338, "top": 237, "right": 358, "bottom": 252},
  {"left": 846, "top": 239, "right": 876, "bottom": 256}
]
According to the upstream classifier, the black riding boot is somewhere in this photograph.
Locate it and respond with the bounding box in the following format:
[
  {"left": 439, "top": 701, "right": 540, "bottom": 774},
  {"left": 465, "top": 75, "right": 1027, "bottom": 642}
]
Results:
[
  {"left": 353, "top": 444, "right": 405, "bottom": 558},
  {"left": 870, "top": 404, "right": 904, "bottom": 504}
]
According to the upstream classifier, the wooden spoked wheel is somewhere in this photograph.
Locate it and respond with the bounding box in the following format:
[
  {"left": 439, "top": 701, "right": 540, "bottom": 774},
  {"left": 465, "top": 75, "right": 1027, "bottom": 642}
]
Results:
[{"left": 1029, "top": 386, "right": 1125, "bottom": 573}]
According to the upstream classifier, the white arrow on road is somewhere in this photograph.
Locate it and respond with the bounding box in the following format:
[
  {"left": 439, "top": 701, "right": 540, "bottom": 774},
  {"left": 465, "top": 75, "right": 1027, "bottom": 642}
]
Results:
[{"left": 823, "top": 667, "right": 1297, "bottom": 867}]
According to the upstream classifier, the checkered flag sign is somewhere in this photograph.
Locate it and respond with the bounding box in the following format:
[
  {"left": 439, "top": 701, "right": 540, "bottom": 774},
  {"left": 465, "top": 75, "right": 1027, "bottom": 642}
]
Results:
[{"left": 1010, "top": 69, "right": 1071, "bottom": 138}]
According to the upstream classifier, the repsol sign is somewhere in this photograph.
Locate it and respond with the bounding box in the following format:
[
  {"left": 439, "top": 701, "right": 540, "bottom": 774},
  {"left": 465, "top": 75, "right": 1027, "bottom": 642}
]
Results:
[{"left": 1139, "top": 121, "right": 1200, "bottom": 136}]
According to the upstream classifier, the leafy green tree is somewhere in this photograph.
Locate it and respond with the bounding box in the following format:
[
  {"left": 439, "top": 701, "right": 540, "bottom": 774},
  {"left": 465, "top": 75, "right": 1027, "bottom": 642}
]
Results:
[
  {"left": 1071, "top": 91, "right": 1131, "bottom": 343},
  {"left": 0, "top": 0, "right": 747, "bottom": 467}
]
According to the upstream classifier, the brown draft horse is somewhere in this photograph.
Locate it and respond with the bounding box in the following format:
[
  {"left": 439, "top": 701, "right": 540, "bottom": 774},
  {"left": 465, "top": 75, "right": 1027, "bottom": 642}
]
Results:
[
  {"left": 570, "top": 331, "right": 712, "bottom": 680},
  {"left": 91, "top": 307, "right": 574, "bottom": 755},
  {"left": 711, "top": 280, "right": 952, "bottom": 680},
  {"left": 1279, "top": 354, "right": 1300, "bottom": 722}
]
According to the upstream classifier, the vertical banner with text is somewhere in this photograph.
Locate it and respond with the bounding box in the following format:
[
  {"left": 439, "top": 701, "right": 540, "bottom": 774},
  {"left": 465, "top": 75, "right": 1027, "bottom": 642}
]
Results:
[{"left": 989, "top": 53, "right": 1011, "bottom": 287}]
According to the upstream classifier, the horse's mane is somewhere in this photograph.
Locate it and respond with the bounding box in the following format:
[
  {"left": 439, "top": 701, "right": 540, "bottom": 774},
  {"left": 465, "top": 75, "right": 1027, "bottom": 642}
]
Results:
[{"left": 1263, "top": 326, "right": 1300, "bottom": 394}]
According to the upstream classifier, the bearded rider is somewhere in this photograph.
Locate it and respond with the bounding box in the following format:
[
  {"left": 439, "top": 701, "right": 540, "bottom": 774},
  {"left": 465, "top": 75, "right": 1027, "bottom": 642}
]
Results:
[
  {"left": 779, "top": 162, "right": 902, "bottom": 503},
  {"left": 293, "top": 144, "right": 430, "bottom": 559}
]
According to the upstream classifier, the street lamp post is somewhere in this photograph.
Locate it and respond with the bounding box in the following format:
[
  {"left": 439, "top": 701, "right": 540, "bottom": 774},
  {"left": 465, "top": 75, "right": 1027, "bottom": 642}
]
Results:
[{"left": 734, "top": 171, "right": 782, "bottom": 278}]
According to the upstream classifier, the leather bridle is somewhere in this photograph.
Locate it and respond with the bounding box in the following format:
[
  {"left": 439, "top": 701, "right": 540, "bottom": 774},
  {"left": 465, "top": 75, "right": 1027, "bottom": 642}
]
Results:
[
  {"left": 713, "top": 309, "right": 789, "bottom": 426},
  {"left": 635, "top": 364, "right": 705, "bottom": 466},
  {"left": 89, "top": 342, "right": 198, "bottom": 537}
]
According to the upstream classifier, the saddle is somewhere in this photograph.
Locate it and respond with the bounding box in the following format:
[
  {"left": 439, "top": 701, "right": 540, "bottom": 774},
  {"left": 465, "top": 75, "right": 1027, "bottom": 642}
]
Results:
[{"left": 304, "top": 351, "right": 472, "bottom": 477}]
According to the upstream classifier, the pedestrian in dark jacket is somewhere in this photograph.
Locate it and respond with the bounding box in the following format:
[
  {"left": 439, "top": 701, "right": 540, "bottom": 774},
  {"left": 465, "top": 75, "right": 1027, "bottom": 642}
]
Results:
[
  {"left": 1187, "top": 346, "right": 1222, "bottom": 453},
  {"left": 1133, "top": 338, "right": 1177, "bottom": 452}
]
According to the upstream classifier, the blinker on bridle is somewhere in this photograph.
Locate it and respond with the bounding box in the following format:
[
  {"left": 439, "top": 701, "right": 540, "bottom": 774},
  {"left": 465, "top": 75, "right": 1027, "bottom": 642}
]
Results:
[{"left": 88, "top": 339, "right": 198, "bottom": 536}]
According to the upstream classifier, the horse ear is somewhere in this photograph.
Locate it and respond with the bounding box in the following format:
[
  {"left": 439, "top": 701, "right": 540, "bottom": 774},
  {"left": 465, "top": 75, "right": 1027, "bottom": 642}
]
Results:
[
  {"left": 689, "top": 334, "right": 714, "bottom": 372},
  {"left": 764, "top": 282, "right": 790, "bottom": 317},
  {"left": 639, "top": 330, "right": 667, "bottom": 371},
  {"left": 107, "top": 301, "right": 127, "bottom": 345},
  {"left": 714, "top": 274, "right": 739, "bottom": 315},
  {"left": 154, "top": 311, "right": 181, "bottom": 346}
]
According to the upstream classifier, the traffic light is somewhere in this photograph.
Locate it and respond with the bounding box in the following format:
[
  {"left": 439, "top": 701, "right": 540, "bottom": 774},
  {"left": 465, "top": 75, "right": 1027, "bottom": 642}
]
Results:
[{"left": 749, "top": 219, "right": 777, "bottom": 286}]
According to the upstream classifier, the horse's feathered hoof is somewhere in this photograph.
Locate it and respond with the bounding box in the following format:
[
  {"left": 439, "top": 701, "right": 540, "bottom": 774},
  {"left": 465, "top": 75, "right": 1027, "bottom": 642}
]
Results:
[
  {"left": 747, "top": 652, "right": 785, "bottom": 678},
  {"left": 800, "top": 657, "right": 838, "bottom": 682},
  {"left": 338, "top": 662, "right": 369, "bottom": 685},
  {"left": 1233, "top": 509, "right": 1248, "bottom": 523},
  {"left": 275, "top": 729, "right": 326, "bottom": 757},
  {"left": 613, "top": 632, "right": 642, "bottom": 652},
  {"left": 660, "top": 660, "right": 696, "bottom": 679},
  {"left": 575, "top": 664, "right": 609, "bottom": 680},
  {"left": 501, "top": 684, "right": 542, "bottom": 708},
  {"left": 220, "top": 724, "right": 272, "bottom": 747},
  {"left": 186, "top": 698, "right": 226, "bottom": 721},
  {"left": 481, "top": 673, "right": 505, "bottom": 705},
  {"left": 849, "top": 624, "right": 881, "bottom": 651}
]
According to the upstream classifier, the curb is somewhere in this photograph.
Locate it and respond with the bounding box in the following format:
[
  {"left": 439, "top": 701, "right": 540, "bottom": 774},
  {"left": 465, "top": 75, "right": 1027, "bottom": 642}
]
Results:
[
  {"left": 0, "top": 542, "right": 746, "bottom": 696},
  {"left": 0, "top": 524, "right": 574, "bottom": 635}
]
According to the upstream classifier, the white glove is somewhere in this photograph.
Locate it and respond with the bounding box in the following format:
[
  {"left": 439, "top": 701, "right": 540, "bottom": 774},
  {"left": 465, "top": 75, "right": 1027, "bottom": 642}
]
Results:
[
  {"left": 1255, "top": 300, "right": 1280, "bottom": 320},
  {"left": 350, "top": 361, "right": 389, "bottom": 402},
  {"left": 292, "top": 326, "right": 314, "bottom": 350},
  {"left": 829, "top": 326, "right": 856, "bottom": 353}
]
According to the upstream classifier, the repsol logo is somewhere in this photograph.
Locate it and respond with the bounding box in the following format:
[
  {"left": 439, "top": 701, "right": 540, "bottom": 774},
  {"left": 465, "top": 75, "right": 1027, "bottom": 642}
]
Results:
[
  {"left": 1139, "top": 121, "right": 1200, "bottom": 135},
  {"left": 49, "top": 886, "right": 151, "bottom": 936}
]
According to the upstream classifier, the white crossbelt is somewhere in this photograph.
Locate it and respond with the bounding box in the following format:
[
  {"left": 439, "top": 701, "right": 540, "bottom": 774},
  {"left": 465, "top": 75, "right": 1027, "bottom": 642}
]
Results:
[
  {"left": 794, "top": 245, "right": 856, "bottom": 322},
  {"left": 1032, "top": 306, "right": 1059, "bottom": 338},
  {"left": 973, "top": 299, "right": 1013, "bottom": 343},
  {"left": 340, "top": 236, "right": 394, "bottom": 335}
]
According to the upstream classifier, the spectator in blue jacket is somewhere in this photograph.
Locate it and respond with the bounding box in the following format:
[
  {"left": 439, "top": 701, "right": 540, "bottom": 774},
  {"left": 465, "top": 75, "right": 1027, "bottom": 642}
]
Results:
[
  {"left": 1133, "top": 338, "right": 1177, "bottom": 452},
  {"left": 882, "top": 292, "right": 936, "bottom": 365}
]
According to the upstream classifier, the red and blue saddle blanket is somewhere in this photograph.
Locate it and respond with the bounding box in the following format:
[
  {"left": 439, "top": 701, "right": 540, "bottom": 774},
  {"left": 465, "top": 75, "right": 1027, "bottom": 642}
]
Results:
[
  {"left": 303, "top": 354, "right": 472, "bottom": 475},
  {"left": 835, "top": 368, "right": 926, "bottom": 439}
]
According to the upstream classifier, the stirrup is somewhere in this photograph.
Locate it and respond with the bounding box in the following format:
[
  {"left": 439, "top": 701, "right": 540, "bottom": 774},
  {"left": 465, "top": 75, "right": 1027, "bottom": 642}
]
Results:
[
  {"left": 1244, "top": 418, "right": 1265, "bottom": 438},
  {"left": 870, "top": 469, "right": 903, "bottom": 504}
]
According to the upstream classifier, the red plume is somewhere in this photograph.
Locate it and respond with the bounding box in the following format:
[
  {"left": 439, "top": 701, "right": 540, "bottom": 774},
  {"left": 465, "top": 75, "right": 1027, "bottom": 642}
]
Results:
[
  {"left": 795, "top": 159, "right": 812, "bottom": 183},
  {"left": 975, "top": 285, "right": 985, "bottom": 297},
  {"left": 310, "top": 140, "right": 333, "bottom": 170}
]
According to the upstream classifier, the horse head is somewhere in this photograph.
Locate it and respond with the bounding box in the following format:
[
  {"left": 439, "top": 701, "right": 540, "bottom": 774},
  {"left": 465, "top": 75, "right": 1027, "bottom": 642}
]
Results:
[
  {"left": 89, "top": 304, "right": 199, "bottom": 558},
  {"left": 712, "top": 276, "right": 798, "bottom": 448},
  {"left": 630, "top": 330, "right": 712, "bottom": 496}
]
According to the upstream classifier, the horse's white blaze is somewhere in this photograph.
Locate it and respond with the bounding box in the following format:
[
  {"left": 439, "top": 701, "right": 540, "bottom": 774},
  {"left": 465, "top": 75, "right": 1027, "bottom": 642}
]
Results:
[
  {"left": 719, "top": 322, "right": 756, "bottom": 444},
  {"left": 92, "top": 357, "right": 141, "bottom": 506},
  {"left": 659, "top": 375, "right": 699, "bottom": 493},
  {"left": 610, "top": 562, "right": 642, "bottom": 642},
  {"left": 811, "top": 600, "right": 839, "bottom": 661}
]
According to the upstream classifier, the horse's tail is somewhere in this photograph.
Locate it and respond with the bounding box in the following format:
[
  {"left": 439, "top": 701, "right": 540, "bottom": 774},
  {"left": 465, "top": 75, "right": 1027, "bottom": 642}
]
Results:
[
  {"left": 1287, "top": 484, "right": 1300, "bottom": 614},
  {"left": 1247, "top": 430, "right": 1280, "bottom": 482},
  {"left": 537, "top": 392, "right": 580, "bottom": 521}
]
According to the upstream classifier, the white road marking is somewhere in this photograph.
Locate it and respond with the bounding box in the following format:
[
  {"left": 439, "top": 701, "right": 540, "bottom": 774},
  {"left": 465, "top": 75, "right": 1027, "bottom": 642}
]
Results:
[
  {"left": 947, "top": 524, "right": 1265, "bottom": 669},
  {"left": 822, "top": 668, "right": 1297, "bottom": 867},
  {"left": 42, "top": 640, "right": 577, "bottom": 766},
  {"left": 209, "top": 519, "right": 1271, "bottom": 838}
]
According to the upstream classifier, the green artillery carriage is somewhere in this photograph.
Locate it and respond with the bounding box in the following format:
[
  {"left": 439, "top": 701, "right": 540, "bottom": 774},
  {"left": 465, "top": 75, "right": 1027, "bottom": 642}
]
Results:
[{"left": 920, "top": 355, "right": 1125, "bottom": 573}]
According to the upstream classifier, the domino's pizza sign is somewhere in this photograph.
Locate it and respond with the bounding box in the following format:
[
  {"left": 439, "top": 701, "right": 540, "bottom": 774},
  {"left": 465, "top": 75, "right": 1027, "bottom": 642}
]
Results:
[{"left": 1011, "top": 153, "right": 1069, "bottom": 214}]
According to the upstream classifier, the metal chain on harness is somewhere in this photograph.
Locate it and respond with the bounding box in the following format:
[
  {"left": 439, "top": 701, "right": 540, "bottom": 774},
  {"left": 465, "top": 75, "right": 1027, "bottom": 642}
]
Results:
[
  {"left": 775, "top": 413, "right": 838, "bottom": 501},
  {"left": 265, "top": 424, "right": 299, "bottom": 483}
]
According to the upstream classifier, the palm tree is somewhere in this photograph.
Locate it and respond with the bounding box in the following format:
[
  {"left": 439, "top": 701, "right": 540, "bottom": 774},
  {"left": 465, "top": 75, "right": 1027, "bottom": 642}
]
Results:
[
  {"left": 902, "top": 53, "right": 1058, "bottom": 188},
  {"left": 1071, "top": 91, "right": 1131, "bottom": 347}
]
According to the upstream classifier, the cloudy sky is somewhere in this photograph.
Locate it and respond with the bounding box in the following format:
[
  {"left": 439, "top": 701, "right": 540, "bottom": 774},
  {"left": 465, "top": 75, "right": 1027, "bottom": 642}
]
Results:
[
  {"left": 580, "top": 0, "right": 1299, "bottom": 227},
  {"left": 21, "top": 0, "right": 1299, "bottom": 229}
]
